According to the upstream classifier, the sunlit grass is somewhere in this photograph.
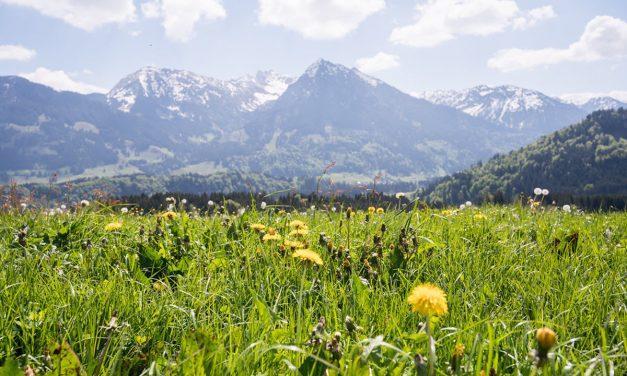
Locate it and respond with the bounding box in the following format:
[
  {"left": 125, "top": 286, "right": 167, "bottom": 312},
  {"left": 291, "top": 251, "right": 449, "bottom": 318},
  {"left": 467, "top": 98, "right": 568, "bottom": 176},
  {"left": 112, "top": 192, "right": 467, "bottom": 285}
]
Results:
[{"left": 0, "top": 204, "right": 625, "bottom": 374}]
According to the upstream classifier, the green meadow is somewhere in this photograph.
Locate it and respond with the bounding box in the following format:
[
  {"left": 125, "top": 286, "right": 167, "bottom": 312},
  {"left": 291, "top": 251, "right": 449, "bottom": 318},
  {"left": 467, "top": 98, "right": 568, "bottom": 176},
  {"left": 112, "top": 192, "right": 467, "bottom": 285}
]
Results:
[{"left": 0, "top": 203, "right": 625, "bottom": 375}]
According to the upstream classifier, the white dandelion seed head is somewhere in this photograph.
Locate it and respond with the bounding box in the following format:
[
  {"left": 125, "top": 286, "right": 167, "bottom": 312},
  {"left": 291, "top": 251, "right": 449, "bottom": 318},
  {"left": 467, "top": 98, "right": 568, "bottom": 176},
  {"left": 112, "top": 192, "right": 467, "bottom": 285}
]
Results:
[
  {"left": 20, "top": 203, "right": 27, "bottom": 208},
  {"left": 260, "top": 201, "right": 267, "bottom": 210},
  {"left": 465, "top": 201, "right": 472, "bottom": 207},
  {"left": 181, "top": 199, "right": 187, "bottom": 205},
  {"left": 121, "top": 207, "right": 129, "bottom": 213},
  {"left": 208, "top": 200, "right": 214, "bottom": 207},
  {"left": 542, "top": 189, "right": 549, "bottom": 196},
  {"left": 459, "top": 204, "right": 466, "bottom": 210},
  {"left": 331, "top": 207, "right": 337, "bottom": 212},
  {"left": 310, "top": 205, "right": 316, "bottom": 211},
  {"left": 237, "top": 208, "right": 246, "bottom": 216},
  {"left": 60, "top": 204, "right": 67, "bottom": 210},
  {"left": 80, "top": 200, "right": 90, "bottom": 207},
  {"left": 534, "top": 188, "right": 542, "bottom": 195},
  {"left": 395, "top": 192, "right": 405, "bottom": 199},
  {"left": 562, "top": 205, "right": 571, "bottom": 212}
]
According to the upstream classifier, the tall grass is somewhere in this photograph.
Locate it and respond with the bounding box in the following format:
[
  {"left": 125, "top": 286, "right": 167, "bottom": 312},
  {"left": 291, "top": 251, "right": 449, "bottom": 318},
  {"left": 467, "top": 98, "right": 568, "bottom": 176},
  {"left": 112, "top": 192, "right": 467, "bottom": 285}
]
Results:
[{"left": 0, "top": 203, "right": 625, "bottom": 374}]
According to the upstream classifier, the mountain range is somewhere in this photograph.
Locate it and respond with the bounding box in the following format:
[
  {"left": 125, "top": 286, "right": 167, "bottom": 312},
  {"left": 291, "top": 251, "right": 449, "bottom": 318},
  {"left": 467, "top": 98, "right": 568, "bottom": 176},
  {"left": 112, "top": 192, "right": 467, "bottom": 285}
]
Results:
[{"left": 1, "top": 59, "right": 625, "bottom": 186}]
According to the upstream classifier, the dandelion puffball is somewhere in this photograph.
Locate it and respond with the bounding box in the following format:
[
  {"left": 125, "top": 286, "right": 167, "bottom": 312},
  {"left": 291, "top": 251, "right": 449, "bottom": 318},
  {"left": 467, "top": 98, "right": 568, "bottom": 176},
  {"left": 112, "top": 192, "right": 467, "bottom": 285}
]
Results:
[
  {"left": 465, "top": 201, "right": 472, "bottom": 207},
  {"left": 260, "top": 201, "right": 267, "bottom": 210},
  {"left": 459, "top": 204, "right": 466, "bottom": 210},
  {"left": 534, "top": 188, "right": 542, "bottom": 195},
  {"left": 562, "top": 205, "right": 571, "bottom": 212},
  {"left": 542, "top": 189, "right": 549, "bottom": 196},
  {"left": 208, "top": 200, "right": 214, "bottom": 206}
]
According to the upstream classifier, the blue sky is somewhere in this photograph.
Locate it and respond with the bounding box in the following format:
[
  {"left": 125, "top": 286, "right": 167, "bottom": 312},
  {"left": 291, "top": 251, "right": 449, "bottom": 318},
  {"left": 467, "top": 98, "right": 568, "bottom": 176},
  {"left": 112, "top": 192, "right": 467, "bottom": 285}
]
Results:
[{"left": 0, "top": 0, "right": 625, "bottom": 101}]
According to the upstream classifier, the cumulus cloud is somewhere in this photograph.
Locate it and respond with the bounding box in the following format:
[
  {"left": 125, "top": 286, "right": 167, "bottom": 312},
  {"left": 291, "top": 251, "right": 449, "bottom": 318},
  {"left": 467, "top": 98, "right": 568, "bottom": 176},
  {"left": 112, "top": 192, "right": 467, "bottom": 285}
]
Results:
[
  {"left": 390, "top": 0, "right": 553, "bottom": 47},
  {"left": 258, "top": 0, "right": 385, "bottom": 39},
  {"left": 512, "top": 5, "right": 555, "bottom": 30},
  {"left": 0, "top": 0, "right": 136, "bottom": 31},
  {"left": 488, "top": 16, "right": 627, "bottom": 72},
  {"left": 140, "top": 0, "right": 226, "bottom": 42},
  {"left": 20, "top": 67, "right": 108, "bottom": 94},
  {"left": 0, "top": 44, "right": 36, "bottom": 61},
  {"left": 355, "top": 52, "right": 400, "bottom": 73}
]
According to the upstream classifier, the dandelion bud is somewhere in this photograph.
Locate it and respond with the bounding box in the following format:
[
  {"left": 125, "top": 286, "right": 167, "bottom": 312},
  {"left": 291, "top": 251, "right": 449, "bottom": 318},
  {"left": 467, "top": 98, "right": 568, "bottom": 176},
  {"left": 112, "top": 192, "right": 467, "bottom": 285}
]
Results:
[
  {"left": 536, "top": 327, "right": 556, "bottom": 352},
  {"left": 450, "top": 343, "right": 465, "bottom": 372}
]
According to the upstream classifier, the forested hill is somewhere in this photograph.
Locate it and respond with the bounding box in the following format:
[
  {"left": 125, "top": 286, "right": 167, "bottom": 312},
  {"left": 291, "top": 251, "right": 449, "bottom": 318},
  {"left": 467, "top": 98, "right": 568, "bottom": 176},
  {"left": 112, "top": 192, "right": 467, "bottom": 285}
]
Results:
[{"left": 425, "top": 108, "right": 627, "bottom": 205}]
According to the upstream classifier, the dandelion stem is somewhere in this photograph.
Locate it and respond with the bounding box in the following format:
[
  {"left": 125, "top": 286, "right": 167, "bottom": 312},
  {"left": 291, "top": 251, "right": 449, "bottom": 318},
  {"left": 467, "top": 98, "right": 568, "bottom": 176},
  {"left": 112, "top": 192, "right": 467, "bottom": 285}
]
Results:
[{"left": 425, "top": 316, "right": 436, "bottom": 376}]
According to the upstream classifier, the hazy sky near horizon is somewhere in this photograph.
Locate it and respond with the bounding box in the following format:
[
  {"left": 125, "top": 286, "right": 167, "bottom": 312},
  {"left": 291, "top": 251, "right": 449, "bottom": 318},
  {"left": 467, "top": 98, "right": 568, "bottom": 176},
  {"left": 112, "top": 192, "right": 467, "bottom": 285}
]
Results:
[{"left": 0, "top": 0, "right": 626, "bottom": 99}]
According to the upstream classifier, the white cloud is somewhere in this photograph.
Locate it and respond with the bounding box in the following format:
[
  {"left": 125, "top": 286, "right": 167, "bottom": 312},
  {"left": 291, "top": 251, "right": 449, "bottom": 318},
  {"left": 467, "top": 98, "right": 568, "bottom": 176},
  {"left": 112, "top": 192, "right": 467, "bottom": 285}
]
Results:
[
  {"left": 560, "top": 91, "right": 627, "bottom": 104},
  {"left": 140, "top": 0, "right": 226, "bottom": 42},
  {"left": 258, "top": 0, "right": 385, "bottom": 39},
  {"left": 390, "top": 0, "right": 553, "bottom": 48},
  {"left": 512, "top": 5, "right": 555, "bottom": 30},
  {"left": 0, "top": 44, "right": 36, "bottom": 61},
  {"left": 355, "top": 52, "right": 400, "bottom": 73},
  {"left": 19, "top": 67, "right": 108, "bottom": 94},
  {"left": 488, "top": 16, "right": 627, "bottom": 72},
  {"left": 0, "top": 0, "right": 136, "bottom": 31}
]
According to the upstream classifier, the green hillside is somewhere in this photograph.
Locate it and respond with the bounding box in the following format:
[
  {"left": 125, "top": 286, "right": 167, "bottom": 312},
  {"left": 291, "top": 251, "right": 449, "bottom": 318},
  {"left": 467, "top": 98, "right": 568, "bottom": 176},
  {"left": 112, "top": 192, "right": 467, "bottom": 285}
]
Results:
[{"left": 425, "top": 109, "right": 627, "bottom": 205}]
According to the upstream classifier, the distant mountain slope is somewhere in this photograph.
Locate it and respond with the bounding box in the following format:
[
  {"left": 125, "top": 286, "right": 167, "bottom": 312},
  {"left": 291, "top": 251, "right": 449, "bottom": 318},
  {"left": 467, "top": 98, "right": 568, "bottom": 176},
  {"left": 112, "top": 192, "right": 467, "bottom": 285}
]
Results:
[
  {"left": 424, "top": 109, "right": 627, "bottom": 204},
  {"left": 0, "top": 76, "right": 177, "bottom": 179},
  {"left": 237, "top": 60, "right": 516, "bottom": 180}
]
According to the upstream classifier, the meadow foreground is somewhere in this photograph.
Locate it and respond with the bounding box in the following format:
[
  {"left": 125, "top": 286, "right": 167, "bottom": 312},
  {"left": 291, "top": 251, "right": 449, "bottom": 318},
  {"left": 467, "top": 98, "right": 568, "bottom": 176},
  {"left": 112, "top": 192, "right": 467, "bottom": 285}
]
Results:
[{"left": 0, "top": 203, "right": 625, "bottom": 375}]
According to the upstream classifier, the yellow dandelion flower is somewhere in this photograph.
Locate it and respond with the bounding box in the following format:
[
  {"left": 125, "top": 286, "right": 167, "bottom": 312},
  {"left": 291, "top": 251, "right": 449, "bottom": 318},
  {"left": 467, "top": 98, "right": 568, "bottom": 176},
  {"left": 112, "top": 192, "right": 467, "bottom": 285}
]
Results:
[
  {"left": 289, "top": 228, "right": 309, "bottom": 237},
  {"left": 292, "top": 249, "right": 323, "bottom": 265},
  {"left": 474, "top": 214, "right": 487, "bottom": 220},
  {"left": 368, "top": 206, "right": 376, "bottom": 214},
  {"left": 376, "top": 207, "right": 384, "bottom": 214},
  {"left": 263, "top": 233, "right": 282, "bottom": 242},
  {"left": 160, "top": 211, "right": 178, "bottom": 220},
  {"left": 284, "top": 240, "right": 305, "bottom": 249},
  {"left": 407, "top": 283, "right": 448, "bottom": 316},
  {"left": 104, "top": 221, "right": 123, "bottom": 231},
  {"left": 441, "top": 209, "right": 453, "bottom": 216},
  {"left": 289, "top": 220, "right": 307, "bottom": 229},
  {"left": 135, "top": 335, "right": 148, "bottom": 345},
  {"left": 536, "top": 327, "right": 557, "bottom": 351},
  {"left": 250, "top": 223, "right": 266, "bottom": 231}
]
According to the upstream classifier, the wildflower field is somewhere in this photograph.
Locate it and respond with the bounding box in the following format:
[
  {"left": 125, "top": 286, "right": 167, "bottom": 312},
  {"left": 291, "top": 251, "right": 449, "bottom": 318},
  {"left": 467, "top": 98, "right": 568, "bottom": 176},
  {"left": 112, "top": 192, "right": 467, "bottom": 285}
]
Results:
[{"left": 0, "top": 203, "right": 625, "bottom": 375}]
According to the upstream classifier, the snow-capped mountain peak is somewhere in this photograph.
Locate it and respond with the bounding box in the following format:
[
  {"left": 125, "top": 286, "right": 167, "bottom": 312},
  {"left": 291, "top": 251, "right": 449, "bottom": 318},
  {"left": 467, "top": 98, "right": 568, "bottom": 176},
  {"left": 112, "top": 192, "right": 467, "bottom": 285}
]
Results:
[
  {"left": 106, "top": 67, "right": 293, "bottom": 116},
  {"left": 413, "top": 85, "right": 582, "bottom": 133}
]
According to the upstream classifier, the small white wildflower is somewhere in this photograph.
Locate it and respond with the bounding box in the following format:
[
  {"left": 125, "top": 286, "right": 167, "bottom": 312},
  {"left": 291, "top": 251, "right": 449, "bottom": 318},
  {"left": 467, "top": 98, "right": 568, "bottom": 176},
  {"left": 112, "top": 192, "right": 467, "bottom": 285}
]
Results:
[
  {"left": 80, "top": 200, "right": 90, "bottom": 207},
  {"left": 542, "top": 189, "right": 549, "bottom": 196},
  {"left": 562, "top": 204, "right": 571, "bottom": 213},
  {"left": 534, "top": 188, "right": 542, "bottom": 195},
  {"left": 260, "top": 201, "right": 267, "bottom": 210},
  {"left": 465, "top": 201, "right": 472, "bottom": 207},
  {"left": 121, "top": 207, "right": 129, "bottom": 213}
]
